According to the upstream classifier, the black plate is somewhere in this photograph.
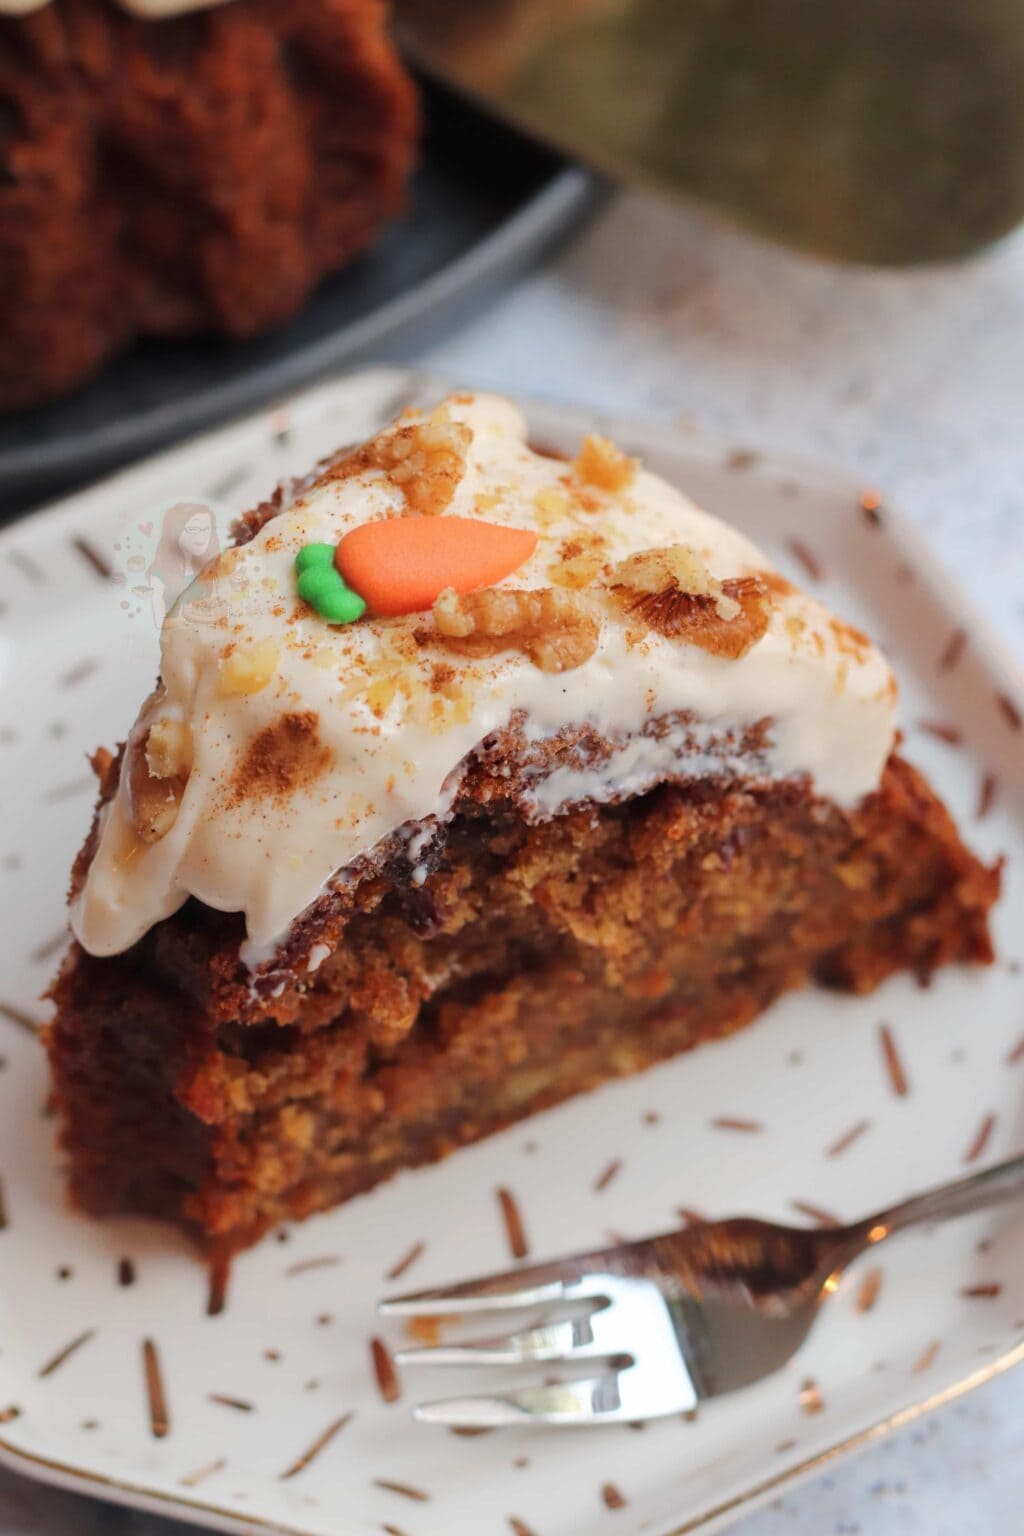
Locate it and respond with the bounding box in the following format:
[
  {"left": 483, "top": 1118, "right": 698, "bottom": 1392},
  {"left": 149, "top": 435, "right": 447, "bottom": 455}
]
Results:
[{"left": 0, "top": 85, "right": 598, "bottom": 514}]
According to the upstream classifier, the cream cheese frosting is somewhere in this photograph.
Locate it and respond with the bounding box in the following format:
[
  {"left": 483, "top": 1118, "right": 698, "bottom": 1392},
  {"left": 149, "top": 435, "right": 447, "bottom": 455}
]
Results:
[{"left": 72, "top": 394, "right": 897, "bottom": 964}]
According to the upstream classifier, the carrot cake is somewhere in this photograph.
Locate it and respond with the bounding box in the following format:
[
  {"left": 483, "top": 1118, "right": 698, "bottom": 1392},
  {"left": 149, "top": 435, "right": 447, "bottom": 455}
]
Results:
[
  {"left": 47, "top": 393, "right": 999, "bottom": 1253},
  {"left": 0, "top": 0, "right": 417, "bottom": 410}
]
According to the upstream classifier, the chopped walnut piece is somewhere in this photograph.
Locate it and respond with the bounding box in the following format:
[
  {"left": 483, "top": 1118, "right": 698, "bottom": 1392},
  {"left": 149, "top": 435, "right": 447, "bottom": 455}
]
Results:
[
  {"left": 610, "top": 546, "right": 770, "bottom": 659},
  {"left": 614, "top": 546, "right": 715, "bottom": 600},
  {"left": 574, "top": 433, "right": 637, "bottom": 494},
  {"left": 548, "top": 530, "right": 607, "bottom": 590},
  {"left": 218, "top": 639, "right": 280, "bottom": 696},
  {"left": 433, "top": 586, "right": 599, "bottom": 673},
  {"left": 326, "top": 411, "right": 471, "bottom": 517},
  {"left": 145, "top": 718, "right": 193, "bottom": 780},
  {"left": 129, "top": 728, "right": 188, "bottom": 844}
]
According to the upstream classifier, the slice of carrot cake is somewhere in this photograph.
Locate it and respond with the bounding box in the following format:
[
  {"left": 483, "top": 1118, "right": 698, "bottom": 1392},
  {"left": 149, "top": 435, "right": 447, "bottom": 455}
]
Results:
[{"left": 48, "top": 393, "right": 999, "bottom": 1253}]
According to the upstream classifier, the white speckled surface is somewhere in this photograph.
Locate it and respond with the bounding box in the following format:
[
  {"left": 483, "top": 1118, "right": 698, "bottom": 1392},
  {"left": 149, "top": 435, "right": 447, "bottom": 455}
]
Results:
[
  {"left": 3, "top": 189, "right": 1023, "bottom": 1534},
  {"left": 414, "top": 191, "right": 1024, "bottom": 1536}
]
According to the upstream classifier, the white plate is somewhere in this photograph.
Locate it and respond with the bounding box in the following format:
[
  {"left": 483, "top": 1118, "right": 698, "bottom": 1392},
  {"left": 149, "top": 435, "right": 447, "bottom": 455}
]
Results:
[{"left": 0, "top": 369, "right": 1022, "bottom": 1536}]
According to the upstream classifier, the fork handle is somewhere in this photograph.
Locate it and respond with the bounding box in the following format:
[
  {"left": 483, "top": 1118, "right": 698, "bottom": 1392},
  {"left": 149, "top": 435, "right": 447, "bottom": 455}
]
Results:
[{"left": 861, "top": 1154, "right": 1024, "bottom": 1241}]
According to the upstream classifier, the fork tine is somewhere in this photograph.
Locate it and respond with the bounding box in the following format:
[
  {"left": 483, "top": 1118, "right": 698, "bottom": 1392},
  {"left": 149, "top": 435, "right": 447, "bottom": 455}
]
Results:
[
  {"left": 379, "top": 1276, "right": 575, "bottom": 1317},
  {"left": 379, "top": 1253, "right": 615, "bottom": 1316},
  {"left": 412, "top": 1372, "right": 628, "bottom": 1427},
  {"left": 395, "top": 1316, "right": 613, "bottom": 1367}
]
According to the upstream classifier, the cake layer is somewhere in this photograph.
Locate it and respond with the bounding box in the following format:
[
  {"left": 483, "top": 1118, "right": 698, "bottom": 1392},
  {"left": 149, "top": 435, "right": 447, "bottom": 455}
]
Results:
[
  {"left": 71, "top": 394, "right": 898, "bottom": 965},
  {"left": 49, "top": 754, "right": 999, "bottom": 1253}
]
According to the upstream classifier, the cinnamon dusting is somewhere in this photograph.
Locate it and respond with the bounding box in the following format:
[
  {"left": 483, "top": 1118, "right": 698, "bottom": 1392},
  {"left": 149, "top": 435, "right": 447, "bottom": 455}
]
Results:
[{"left": 231, "top": 712, "right": 332, "bottom": 805}]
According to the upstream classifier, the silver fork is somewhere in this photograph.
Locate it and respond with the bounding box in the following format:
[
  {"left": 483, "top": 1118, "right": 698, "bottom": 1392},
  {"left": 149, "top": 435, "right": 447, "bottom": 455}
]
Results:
[{"left": 380, "top": 1155, "right": 1024, "bottom": 1426}]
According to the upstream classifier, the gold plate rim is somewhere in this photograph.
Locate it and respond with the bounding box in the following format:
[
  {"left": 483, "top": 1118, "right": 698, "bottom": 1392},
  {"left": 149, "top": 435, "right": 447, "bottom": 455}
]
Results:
[{"left": 0, "top": 1338, "right": 1022, "bottom": 1536}]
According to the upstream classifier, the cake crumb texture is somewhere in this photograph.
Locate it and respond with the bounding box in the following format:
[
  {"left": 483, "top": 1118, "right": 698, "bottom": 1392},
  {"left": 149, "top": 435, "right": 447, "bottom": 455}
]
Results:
[{"left": 48, "top": 753, "right": 998, "bottom": 1254}]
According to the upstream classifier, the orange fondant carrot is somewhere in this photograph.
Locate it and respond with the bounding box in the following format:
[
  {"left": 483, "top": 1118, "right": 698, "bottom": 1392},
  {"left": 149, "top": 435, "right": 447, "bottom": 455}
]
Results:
[{"left": 335, "top": 516, "right": 538, "bottom": 617}]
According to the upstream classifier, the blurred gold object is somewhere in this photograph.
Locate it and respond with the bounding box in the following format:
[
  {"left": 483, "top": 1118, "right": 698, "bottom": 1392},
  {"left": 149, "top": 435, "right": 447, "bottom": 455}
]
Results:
[{"left": 396, "top": 0, "right": 1024, "bottom": 262}]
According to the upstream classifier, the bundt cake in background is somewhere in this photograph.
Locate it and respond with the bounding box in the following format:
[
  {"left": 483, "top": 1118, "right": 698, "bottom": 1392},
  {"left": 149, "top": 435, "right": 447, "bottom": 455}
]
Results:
[{"left": 0, "top": 0, "right": 418, "bottom": 411}]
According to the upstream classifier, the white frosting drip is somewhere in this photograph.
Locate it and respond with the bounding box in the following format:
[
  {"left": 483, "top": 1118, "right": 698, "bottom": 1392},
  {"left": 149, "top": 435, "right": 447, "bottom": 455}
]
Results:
[
  {"left": 71, "top": 394, "right": 897, "bottom": 964},
  {"left": 522, "top": 719, "right": 772, "bottom": 821}
]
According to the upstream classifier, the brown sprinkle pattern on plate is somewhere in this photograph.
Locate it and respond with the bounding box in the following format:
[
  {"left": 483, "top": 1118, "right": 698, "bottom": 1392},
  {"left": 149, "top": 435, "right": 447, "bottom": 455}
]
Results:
[
  {"left": 386, "top": 1241, "right": 426, "bottom": 1281},
  {"left": 29, "top": 928, "right": 69, "bottom": 964},
  {"left": 285, "top": 1255, "right": 342, "bottom": 1278},
  {"left": 964, "top": 1112, "right": 996, "bottom": 1164},
  {"left": 208, "top": 1394, "right": 253, "bottom": 1412},
  {"left": 917, "top": 720, "right": 963, "bottom": 746},
  {"left": 976, "top": 771, "right": 999, "bottom": 820},
  {"left": 799, "top": 1379, "right": 825, "bottom": 1414},
  {"left": 497, "top": 1186, "right": 529, "bottom": 1259},
  {"left": 913, "top": 1340, "right": 941, "bottom": 1373},
  {"left": 937, "top": 627, "right": 966, "bottom": 671},
  {"left": 826, "top": 1119, "right": 871, "bottom": 1158},
  {"left": 711, "top": 1116, "right": 763, "bottom": 1133},
  {"left": 879, "top": 1023, "right": 910, "bottom": 1097},
  {"left": 7, "top": 550, "right": 44, "bottom": 584},
  {"left": 961, "top": 1283, "right": 1002, "bottom": 1299},
  {"left": 594, "top": 1158, "right": 623, "bottom": 1192},
  {"left": 58, "top": 658, "right": 99, "bottom": 690},
  {"left": 786, "top": 539, "right": 825, "bottom": 582},
  {"left": 142, "top": 1338, "right": 169, "bottom": 1438},
  {"left": 207, "top": 1256, "right": 230, "bottom": 1316},
  {"left": 601, "top": 1482, "right": 628, "bottom": 1509},
  {"left": 374, "top": 1479, "right": 430, "bottom": 1503},
  {"left": 676, "top": 1207, "right": 706, "bottom": 1227},
  {"left": 71, "top": 536, "right": 113, "bottom": 581},
  {"left": 0, "top": 1002, "right": 39, "bottom": 1035},
  {"left": 370, "top": 1336, "right": 401, "bottom": 1404},
  {"left": 790, "top": 1200, "right": 842, "bottom": 1229},
  {"left": 279, "top": 1412, "right": 353, "bottom": 1480},
  {"left": 856, "top": 1267, "right": 883, "bottom": 1313},
  {"left": 0, "top": 385, "right": 1021, "bottom": 1535},
  {"left": 38, "top": 1328, "right": 96, "bottom": 1379},
  {"left": 180, "top": 1458, "right": 226, "bottom": 1488},
  {"left": 859, "top": 489, "right": 883, "bottom": 527}
]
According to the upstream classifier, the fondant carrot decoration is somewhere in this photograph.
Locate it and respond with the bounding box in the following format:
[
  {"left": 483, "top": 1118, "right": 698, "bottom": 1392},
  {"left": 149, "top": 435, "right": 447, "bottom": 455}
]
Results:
[{"left": 336, "top": 516, "right": 537, "bottom": 617}]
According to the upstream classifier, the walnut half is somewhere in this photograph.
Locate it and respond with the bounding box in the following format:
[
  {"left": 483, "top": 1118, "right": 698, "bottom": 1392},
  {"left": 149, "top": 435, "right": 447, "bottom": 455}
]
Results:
[
  {"left": 609, "top": 545, "right": 770, "bottom": 659},
  {"left": 433, "top": 586, "right": 600, "bottom": 673},
  {"left": 326, "top": 410, "right": 471, "bottom": 517}
]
